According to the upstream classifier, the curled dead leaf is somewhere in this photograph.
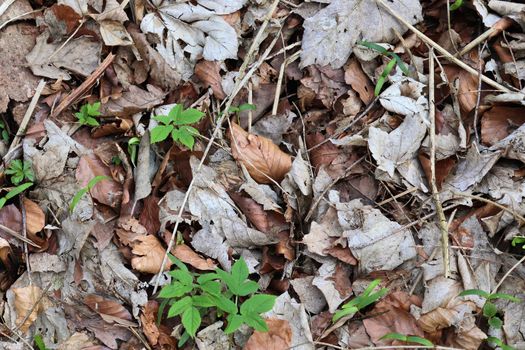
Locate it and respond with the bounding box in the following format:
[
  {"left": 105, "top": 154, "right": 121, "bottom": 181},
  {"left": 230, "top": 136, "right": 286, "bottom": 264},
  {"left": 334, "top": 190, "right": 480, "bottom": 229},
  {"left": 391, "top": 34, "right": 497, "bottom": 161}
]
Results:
[
  {"left": 131, "top": 235, "right": 171, "bottom": 274},
  {"left": 22, "top": 198, "right": 45, "bottom": 235},
  {"left": 84, "top": 294, "right": 132, "bottom": 323},
  {"left": 172, "top": 244, "right": 216, "bottom": 271},
  {"left": 229, "top": 123, "right": 291, "bottom": 184},
  {"left": 244, "top": 318, "right": 292, "bottom": 350},
  {"left": 140, "top": 301, "right": 160, "bottom": 346},
  {"left": 13, "top": 285, "right": 50, "bottom": 333}
]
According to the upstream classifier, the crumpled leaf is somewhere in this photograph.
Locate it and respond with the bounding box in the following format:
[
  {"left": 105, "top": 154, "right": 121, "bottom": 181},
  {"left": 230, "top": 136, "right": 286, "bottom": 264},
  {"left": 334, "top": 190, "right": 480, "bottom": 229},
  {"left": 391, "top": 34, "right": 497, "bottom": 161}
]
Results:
[
  {"left": 131, "top": 235, "right": 171, "bottom": 274},
  {"left": 301, "top": 0, "right": 422, "bottom": 68},
  {"left": 229, "top": 123, "right": 292, "bottom": 184},
  {"left": 172, "top": 244, "right": 217, "bottom": 271},
  {"left": 76, "top": 154, "right": 123, "bottom": 208},
  {"left": 84, "top": 294, "right": 132, "bottom": 323},
  {"left": 22, "top": 198, "right": 45, "bottom": 235},
  {"left": 98, "top": 20, "right": 132, "bottom": 46},
  {"left": 290, "top": 277, "right": 327, "bottom": 314},
  {"left": 99, "top": 84, "right": 166, "bottom": 117},
  {"left": 195, "top": 321, "right": 230, "bottom": 350},
  {"left": 312, "top": 260, "right": 352, "bottom": 313},
  {"left": 26, "top": 31, "right": 101, "bottom": 80},
  {"left": 244, "top": 318, "right": 292, "bottom": 350}
]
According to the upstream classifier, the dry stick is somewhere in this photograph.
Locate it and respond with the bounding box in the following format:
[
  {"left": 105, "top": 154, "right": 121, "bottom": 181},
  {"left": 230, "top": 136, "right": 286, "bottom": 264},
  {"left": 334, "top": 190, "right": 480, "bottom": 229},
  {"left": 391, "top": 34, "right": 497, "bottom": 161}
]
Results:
[
  {"left": 8, "top": 80, "right": 46, "bottom": 153},
  {"left": 376, "top": 186, "right": 418, "bottom": 206},
  {"left": 153, "top": 0, "right": 280, "bottom": 293},
  {"left": 375, "top": 0, "right": 514, "bottom": 94},
  {"left": 457, "top": 27, "right": 497, "bottom": 57},
  {"left": 247, "top": 82, "right": 253, "bottom": 132},
  {"left": 312, "top": 341, "right": 463, "bottom": 350},
  {"left": 20, "top": 195, "right": 32, "bottom": 285},
  {"left": 428, "top": 49, "right": 450, "bottom": 278},
  {"left": 272, "top": 50, "right": 300, "bottom": 116},
  {"left": 51, "top": 53, "right": 115, "bottom": 118},
  {"left": 0, "top": 0, "right": 15, "bottom": 17},
  {"left": 472, "top": 42, "right": 487, "bottom": 145},
  {"left": 0, "top": 9, "right": 42, "bottom": 30},
  {"left": 0, "top": 223, "right": 40, "bottom": 248}
]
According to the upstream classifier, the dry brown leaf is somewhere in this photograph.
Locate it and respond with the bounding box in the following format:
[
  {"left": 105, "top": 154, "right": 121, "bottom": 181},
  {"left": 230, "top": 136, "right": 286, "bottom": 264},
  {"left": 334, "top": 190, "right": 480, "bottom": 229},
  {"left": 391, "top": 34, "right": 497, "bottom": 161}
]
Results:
[
  {"left": 13, "top": 285, "right": 49, "bottom": 333},
  {"left": 131, "top": 235, "right": 171, "bottom": 274},
  {"left": 244, "top": 318, "right": 292, "bottom": 350},
  {"left": 23, "top": 198, "right": 45, "bottom": 235},
  {"left": 138, "top": 196, "right": 160, "bottom": 235},
  {"left": 229, "top": 123, "right": 291, "bottom": 184},
  {"left": 84, "top": 294, "right": 132, "bottom": 322},
  {"left": 76, "top": 154, "right": 123, "bottom": 208},
  {"left": 172, "top": 244, "right": 216, "bottom": 271},
  {"left": 99, "top": 84, "right": 166, "bottom": 117},
  {"left": 195, "top": 60, "right": 226, "bottom": 100},
  {"left": 344, "top": 57, "right": 375, "bottom": 104},
  {"left": 443, "top": 65, "right": 478, "bottom": 115},
  {"left": 140, "top": 301, "right": 160, "bottom": 346},
  {"left": 481, "top": 106, "right": 525, "bottom": 146},
  {"left": 116, "top": 217, "right": 147, "bottom": 246}
]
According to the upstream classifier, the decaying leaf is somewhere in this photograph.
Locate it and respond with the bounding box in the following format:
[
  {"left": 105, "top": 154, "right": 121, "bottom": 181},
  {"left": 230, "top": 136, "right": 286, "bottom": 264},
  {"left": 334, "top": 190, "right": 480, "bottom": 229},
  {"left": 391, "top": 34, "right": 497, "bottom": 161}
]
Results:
[
  {"left": 244, "top": 318, "right": 292, "bottom": 350},
  {"left": 131, "top": 235, "right": 171, "bottom": 274},
  {"left": 172, "top": 244, "right": 216, "bottom": 271},
  {"left": 22, "top": 198, "right": 45, "bottom": 235},
  {"left": 84, "top": 294, "right": 132, "bottom": 323},
  {"left": 76, "top": 154, "right": 123, "bottom": 208},
  {"left": 229, "top": 123, "right": 292, "bottom": 184},
  {"left": 13, "top": 285, "right": 49, "bottom": 333}
]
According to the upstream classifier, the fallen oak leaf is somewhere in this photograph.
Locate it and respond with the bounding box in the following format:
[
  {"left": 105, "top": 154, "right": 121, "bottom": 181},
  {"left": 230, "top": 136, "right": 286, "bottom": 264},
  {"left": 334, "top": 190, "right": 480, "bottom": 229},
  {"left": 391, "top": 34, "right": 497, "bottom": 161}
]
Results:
[
  {"left": 244, "top": 318, "right": 292, "bottom": 350},
  {"left": 131, "top": 235, "right": 171, "bottom": 274},
  {"left": 228, "top": 123, "right": 291, "bottom": 184}
]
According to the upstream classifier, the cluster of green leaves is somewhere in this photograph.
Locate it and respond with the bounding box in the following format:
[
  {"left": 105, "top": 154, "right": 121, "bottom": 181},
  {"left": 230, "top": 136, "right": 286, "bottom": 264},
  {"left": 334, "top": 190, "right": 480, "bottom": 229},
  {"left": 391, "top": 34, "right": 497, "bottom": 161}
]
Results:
[
  {"left": 460, "top": 289, "right": 520, "bottom": 332},
  {"left": 381, "top": 332, "right": 433, "bottom": 347},
  {"left": 150, "top": 105, "right": 205, "bottom": 150},
  {"left": 333, "top": 279, "right": 388, "bottom": 322},
  {"left": 0, "top": 120, "right": 9, "bottom": 142},
  {"left": 487, "top": 336, "right": 515, "bottom": 350},
  {"left": 511, "top": 236, "right": 525, "bottom": 249},
  {"left": 158, "top": 256, "right": 275, "bottom": 346},
  {"left": 6, "top": 160, "right": 34, "bottom": 185},
  {"left": 450, "top": 0, "right": 464, "bottom": 11},
  {"left": 0, "top": 182, "right": 33, "bottom": 210},
  {"left": 358, "top": 41, "right": 409, "bottom": 96},
  {"left": 69, "top": 176, "right": 108, "bottom": 212},
  {"left": 75, "top": 102, "right": 101, "bottom": 127}
]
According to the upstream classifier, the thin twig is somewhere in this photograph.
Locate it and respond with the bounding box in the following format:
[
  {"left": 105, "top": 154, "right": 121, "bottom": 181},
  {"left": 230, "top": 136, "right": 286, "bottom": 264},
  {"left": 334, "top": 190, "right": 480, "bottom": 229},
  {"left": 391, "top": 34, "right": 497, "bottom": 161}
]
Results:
[
  {"left": 247, "top": 82, "right": 253, "bottom": 132},
  {"left": 13, "top": 280, "right": 53, "bottom": 333},
  {"left": 376, "top": 187, "right": 418, "bottom": 206},
  {"left": 452, "top": 191, "right": 525, "bottom": 225},
  {"left": 20, "top": 195, "right": 32, "bottom": 285},
  {"left": 0, "top": 9, "right": 42, "bottom": 30},
  {"left": 46, "top": 19, "right": 86, "bottom": 61},
  {"left": 457, "top": 27, "right": 496, "bottom": 57},
  {"left": 375, "top": 0, "right": 515, "bottom": 94},
  {"left": 0, "top": 223, "right": 40, "bottom": 248},
  {"left": 8, "top": 80, "right": 46, "bottom": 153},
  {"left": 492, "top": 255, "right": 525, "bottom": 294}
]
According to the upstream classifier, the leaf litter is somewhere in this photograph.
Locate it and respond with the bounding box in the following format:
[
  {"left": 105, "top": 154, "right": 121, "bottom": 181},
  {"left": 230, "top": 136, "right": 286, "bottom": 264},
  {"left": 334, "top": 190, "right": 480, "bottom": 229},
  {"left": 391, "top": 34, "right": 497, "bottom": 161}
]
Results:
[{"left": 1, "top": 0, "right": 525, "bottom": 349}]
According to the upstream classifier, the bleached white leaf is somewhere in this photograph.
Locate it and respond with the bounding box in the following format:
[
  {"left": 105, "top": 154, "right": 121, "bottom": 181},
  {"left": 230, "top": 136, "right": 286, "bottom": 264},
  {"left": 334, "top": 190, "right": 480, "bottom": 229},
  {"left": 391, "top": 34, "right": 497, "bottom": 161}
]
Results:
[
  {"left": 312, "top": 260, "right": 352, "bottom": 312},
  {"left": 300, "top": 0, "right": 422, "bottom": 68},
  {"left": 379, "top": 79, "right": 429, "bottom": 123},
  {"left": 368, "top": 114, "right": 427, "bottom": 177},
  {"left": 196, "top": 0, "right": 247, "bottom": 14}
]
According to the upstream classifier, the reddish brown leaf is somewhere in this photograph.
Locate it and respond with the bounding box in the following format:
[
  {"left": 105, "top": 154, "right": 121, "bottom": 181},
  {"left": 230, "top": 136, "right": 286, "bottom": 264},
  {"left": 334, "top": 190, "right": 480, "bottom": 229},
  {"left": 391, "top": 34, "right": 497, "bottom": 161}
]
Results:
[
  {"left": 84, "top": 294, "right": 132, "bottom": 322},
  {"left": 244, "top": 318, "right": 292, "bottom": 350},
  {"left": 23, "top": 198, "right": 45, "bottom": 235},
  {"left": 172, "top": 244, "right": 216, "bottom": 271},
  {"left": 76, "top": 154, "right": 123, "bottom": 208},
  {"left": 418, "top": 153, "right": 456, "bottom": 190},
  {"left": 345, "top": 57, "right": 375, "bottom": 104},
  {"left": 13, "top": 285, "right": 50, "bottom": 333},
  {"left": 116, "top": 217, "right": 147, "bottom": 246},
  {"left": 229, "top": 123, "right": 291, "bottom": 184},
  {"left": 131, "top": 235, "right": 171, "bottom": 274},
  {"left": 139, "top": 196, "right": 160, "bottom": 235},
  {"left": 481, "top": 106, "right": 525, "bottom": 146},
  {"left": 194, "top": 60, "right": 226, "bottom": 100}
]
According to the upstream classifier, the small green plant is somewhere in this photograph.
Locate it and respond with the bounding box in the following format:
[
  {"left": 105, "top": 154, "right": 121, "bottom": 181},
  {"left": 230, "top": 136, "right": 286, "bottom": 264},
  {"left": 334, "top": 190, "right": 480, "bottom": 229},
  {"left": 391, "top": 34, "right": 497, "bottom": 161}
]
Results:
[
  {"left": 0, "top": 182, "right": 33, "bottom": 209},
  {"left": 333, "top": 279, "right": 388, "bottom": 322},
  {"left": 358, "top": 41, "right": 409, "bottom": 96},
  {"left": 5, "top": 160, "right": 34, "bottom": 185},
  {"left": 75, "top": 102, "right": 101, "bottom": 127},
  {"left": 511, "top": 236, "right": 525, "bottom": 249},
  {"left": 459, "top": 289, "right": 521, "bottom": 330},
  {"left": 487, "top": 336, "right": 515, "bottom": 350},
  {"left": 158, "top": 256, "right": 275, "bottom": 346},
  {"left": 450, "top": 0, "right": 463, "bottom": 11},
  {"left": 33, "top": 334, "right": 49, "bottom": 350},
  {"left": 69, "top": 176, "right": 108, "bottom": 212},
  {"left": 227, "top": 103, "right": 256, "bottom": 114},
  {"left": 0, "top": 120, "right": 9, "bottom": 142},
  {"left": 127, "top": 137, "right": 140, "bottom": 166},
  {"left": 381, "top": 332, "right": 433, "bottom": 347},
  {"left": 150, "top": 105, "right": 205, "bottom": 150}
]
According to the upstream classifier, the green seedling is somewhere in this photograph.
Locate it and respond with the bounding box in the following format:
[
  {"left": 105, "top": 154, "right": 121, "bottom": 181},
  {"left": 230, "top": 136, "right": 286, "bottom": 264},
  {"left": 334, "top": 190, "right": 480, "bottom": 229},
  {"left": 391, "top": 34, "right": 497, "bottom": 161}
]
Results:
[
  {"left": 0, "top": 182, "right": 33, "bottom": 209},
  {"left": 381, "top": 332, "right": 434, "bottom": 347},
  {"left": 5, "top": 160, "right": 34, "bottom": 185},
  {"left": 150, "top": 105, "right": 205, "bottom": 150},
  {"left": 358, "top": 41, "right": 410, "bottom": 96},
  {"left": 487, "top": 336, "right": 515, "bottom": 350},
  {"left": 127, "top": 137, "right": 140, "bottom": 166},
  {"left": 459, "top": 289, "right": 521, "bottom": 330},
  {"left": 158, "top": 256, "right": 275, "bottom": 347},
  {"left": 0, "top": 120, "right": 9, "bottom": 142},
  {"left": 228, "top": 103, "right": 257, "bottom": 114},
  {"left": 511, "top": 236, "right": 525, "bottom": 249},
  {"left": 450, "top": 0, "right": 463, "bottom": 11},
  {"left": 332, "top": 279, "right": 388, "bottom": 322},
  {"left": 69, "top": 176, "right": 109, "bottom": 212},
  {"left": 75, "top": 102, "right": 101, "bottom": 127},
  {"left": 33, "top": 334, "right": 49, "bottom": 350}
]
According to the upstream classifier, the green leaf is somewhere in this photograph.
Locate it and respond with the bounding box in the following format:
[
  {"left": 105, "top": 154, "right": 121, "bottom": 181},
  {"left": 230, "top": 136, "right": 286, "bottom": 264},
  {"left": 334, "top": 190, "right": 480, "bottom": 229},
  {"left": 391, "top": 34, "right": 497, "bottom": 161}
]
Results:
[
  {"left": 170, "top": 270, "right": 193, "bottom": 286},
  {"left": 181, "top": 306, "right": 201, "bottom": 338},
  {"left": 483, "top": 302, "right": 497, "bottom": 318},
  {"left": 240, "top": 294, "right": 276, "bottom": 315},
  {"left": 1, "top": 130, "right": 8, "bottom": 142},
  {"left": 150, "top": 125, "right": 174, "bottom": 144},
  {"left": 237, "top": 280, "right": 260, "bottom": 296},
  {"left": 242, "top": 313, "right": 268, "bottom": 332},
  {"left": 391, "top": 53, "right": 409, "bottom": 75},
  {"left": 168, "top": 104, "right": 183, "bottom": 122},
  {"left": 176, "top": 108, "right": 205, "bottom": 125},
  {"left": 231, "top": 258, "right": 250, "bottom": 283},
  {"left": 358, "top": 41, "right": 389, "bottom": 55},
  {"left": 199, "top": 280, "right": 222, "bottom": 296},
  {"left": 488, "top": 316, "right": 503, "bottom": 329},
  {"left": 69, "top": 188, "right": 87, "bottom": 212},
  {"left": 209, "top": 294, "right": 237, "bottom": 314},
  {"left": 488, "top": 293, "right": 521, "bottom": 303},
  {"left": 153, "top": 115, "right": 172, "bottom": 125},
  {"left": 12, "top": 174, "right": 23, "bottom": 185},
  {"left": 157, "top": 298, "right": 169, "bottom": 325},
  {"left": 0, "top": 198, "right": 6, "bottom": 210},
  {"left": 332, "top": 306, "right": 358, "bottom": 322},
  {"left": 34, "top": 334, "right": 47, "bottom": 350},
  {"left": 450, "top": 0, "right": 463, "bottom": 11},
  {"left": 85, "top": 117, "right": 100, "bottom": 126},
  {"left": 487, "top": 336, "right": 504, "bottom": 347},
  {"left": 225, "top": 314, "right": 244, "bottom": 334},
  {"left": 356, "top": 288, "right": 389, "bottom": 309},
  {"left": 177, "top": 130, "right": 195, "bottom": 150},
  {"left": 192, "top": 295, "right": 215, "bottom": 308},
  {"left": 380, "top": 333, "right": 407, "bottom": 342},
  {"left": 168, "top": 255, "right": 189, "bottom": 272},
  {"left": 168, "top": 296, "right": 192, "bottom": 318},
  {"left": 87, "top": 176, "right": 109, "bottom": 190},
  {"left": 375, "top": 58, "right": 397, "bottom": 96},
  {"left": 406, "top": 336, "right": 434, "bottom": 347},
  {"left": 178, "top": 331, "right": 191, "bottom": 347},
  {"left": 238, "top": 103, "right": 257, "bottom": 112},
  {"left": 197, "top": 273, "right": 219, "bottom": 285},
  {"left": 6, "top": 182, "right": 33, "bottom": 200},
  {"left": 459, "top": 289, "right": 490, "bottom": 299},
  {"left": 158, "top": 282, "right": 192, "bottom": 299},
  {"left": 86, "top": 102, "right": 101, "bottom": 116}
]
